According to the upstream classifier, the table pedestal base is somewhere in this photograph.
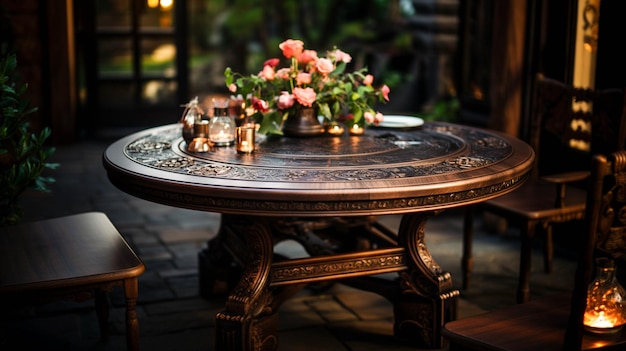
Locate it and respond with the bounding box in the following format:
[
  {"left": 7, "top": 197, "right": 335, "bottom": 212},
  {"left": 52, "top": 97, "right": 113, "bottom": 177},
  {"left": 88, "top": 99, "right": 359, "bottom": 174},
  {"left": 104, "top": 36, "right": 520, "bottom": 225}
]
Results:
[{"left": 198, "top": 213, "right": 458, "bottom": 350}]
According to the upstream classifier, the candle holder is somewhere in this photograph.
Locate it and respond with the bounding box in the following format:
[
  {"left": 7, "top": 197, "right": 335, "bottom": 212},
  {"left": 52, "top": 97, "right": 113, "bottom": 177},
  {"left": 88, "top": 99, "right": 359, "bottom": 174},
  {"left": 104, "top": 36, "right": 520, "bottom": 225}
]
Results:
[
  {"left": 236, "top": 125, "right": 255, "bottom": 154},
  {"left": 327, "top": 123, "right": 345, "bottom": 136},
  {"left": 180, "top": 96, "right": 203, "bottom": 144},
  {"left": 209, "top": 98, "right": 236, "bottom": 146},
  {"left": 187, "top": 137, "right": 212, "bottom": 153},
  {"left": 194, "top": 120, "right": 209, "bottom": 138},
  {"left": 349, "top": 124, "right": 365, "bottom": 136},
  {"left": 584, "top": 257, "right": 626, "bottom": 335}
]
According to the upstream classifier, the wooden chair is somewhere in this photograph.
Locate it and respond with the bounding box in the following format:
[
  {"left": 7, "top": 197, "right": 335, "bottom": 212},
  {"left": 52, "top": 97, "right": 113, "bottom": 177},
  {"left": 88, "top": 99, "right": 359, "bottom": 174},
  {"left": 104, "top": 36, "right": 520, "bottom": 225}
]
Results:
[
  {"left": 0, "top": 212, "right": 145, "bottom": 350},
  {"left": 462, "top": 74, "right": 626, "bottom": 303},
  {"left": 442, "top": 150, "right": 626, "bottom": 350}
]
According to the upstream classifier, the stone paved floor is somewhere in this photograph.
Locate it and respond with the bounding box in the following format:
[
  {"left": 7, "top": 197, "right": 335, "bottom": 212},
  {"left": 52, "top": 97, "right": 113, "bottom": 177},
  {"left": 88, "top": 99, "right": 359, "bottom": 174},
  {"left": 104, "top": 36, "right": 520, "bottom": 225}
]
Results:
[{"left": 1, "top": 135, "right": 578, "bottom": 350}]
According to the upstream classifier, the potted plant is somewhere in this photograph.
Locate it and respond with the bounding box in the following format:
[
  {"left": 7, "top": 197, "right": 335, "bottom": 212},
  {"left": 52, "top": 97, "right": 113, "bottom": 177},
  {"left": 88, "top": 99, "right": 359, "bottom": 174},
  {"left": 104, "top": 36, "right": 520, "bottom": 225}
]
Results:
[{"left": 0, "top": 52, "right": 57, "bottom": 225}]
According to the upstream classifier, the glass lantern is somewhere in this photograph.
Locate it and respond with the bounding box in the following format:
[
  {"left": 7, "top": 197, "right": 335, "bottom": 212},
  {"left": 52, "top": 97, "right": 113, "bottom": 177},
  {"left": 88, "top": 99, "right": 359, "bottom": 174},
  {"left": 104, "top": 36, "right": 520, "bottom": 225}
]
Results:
[
  {"left": 583, "top": 257, "right": 626, "bottom": 334},
  {"left": 180, "top": 96, "right": 203, "bottom": 144},
  {"left": 209, "top": 98, "right": 236, "bottom": 146}
]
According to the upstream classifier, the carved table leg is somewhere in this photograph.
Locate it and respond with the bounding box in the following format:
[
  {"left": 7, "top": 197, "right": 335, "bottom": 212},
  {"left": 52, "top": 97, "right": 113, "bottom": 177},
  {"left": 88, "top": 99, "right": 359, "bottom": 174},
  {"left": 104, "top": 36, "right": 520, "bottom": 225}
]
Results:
[
  {"left": 215, "top": 216, "right": 281, "bottom": 351},
  {"left": 394, "top": 212, "right": 459, "bottom": 349}
]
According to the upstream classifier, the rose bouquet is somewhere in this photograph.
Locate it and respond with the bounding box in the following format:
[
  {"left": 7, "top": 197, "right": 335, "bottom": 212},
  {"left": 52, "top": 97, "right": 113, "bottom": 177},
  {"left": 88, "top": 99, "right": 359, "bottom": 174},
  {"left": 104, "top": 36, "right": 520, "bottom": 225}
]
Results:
[{"left": 224, "top": 39, "right": 390, "bottom": 136}]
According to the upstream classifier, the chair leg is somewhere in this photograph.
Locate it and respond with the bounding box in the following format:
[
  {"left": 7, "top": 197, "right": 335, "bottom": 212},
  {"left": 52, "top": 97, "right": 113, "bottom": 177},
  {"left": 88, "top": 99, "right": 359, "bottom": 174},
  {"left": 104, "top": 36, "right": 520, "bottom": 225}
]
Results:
[
  {"left": 517, "top": 220, "right": 537, "bottom": 303},
  {"left": 124, "top": 277, "right": 140, "bottom": 351},
  {"left": 543, "top": 223, "right": 553, "bottom": 273},
  {"left": 94, "top": 289, "right": 109, "bottom": 341},
  {"left": 462, "top": 207, "right": 474, "bottom": 290}
]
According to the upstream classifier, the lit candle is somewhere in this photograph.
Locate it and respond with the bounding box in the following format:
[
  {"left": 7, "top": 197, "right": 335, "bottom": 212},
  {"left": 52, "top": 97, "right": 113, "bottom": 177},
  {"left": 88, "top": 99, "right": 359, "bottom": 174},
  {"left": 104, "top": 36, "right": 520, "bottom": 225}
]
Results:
[
  {"left": 584, "top": 309, "right": 625, "bottom": 334},
  {"left": 349, "top": 124, "right": 364, "bottom": 136},
  {"left": 589, "top": 312, "right": 614, "bottom": 328},
  {"left": 209, "top": 101, "right": 236, "bottom": 146},
  {"left": 327, "top": 123, "right": 344, "bottom": 136},
  {"left": 236, "top": 126, "right": 255, "bottom": 154}
]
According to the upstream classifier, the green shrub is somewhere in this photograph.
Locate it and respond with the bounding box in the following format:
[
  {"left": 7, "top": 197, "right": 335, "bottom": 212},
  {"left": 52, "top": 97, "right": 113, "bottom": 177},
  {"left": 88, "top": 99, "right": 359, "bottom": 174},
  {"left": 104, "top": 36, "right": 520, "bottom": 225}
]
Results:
[{"left": 0, "top": 53, "right": 58, "bottom": 225}]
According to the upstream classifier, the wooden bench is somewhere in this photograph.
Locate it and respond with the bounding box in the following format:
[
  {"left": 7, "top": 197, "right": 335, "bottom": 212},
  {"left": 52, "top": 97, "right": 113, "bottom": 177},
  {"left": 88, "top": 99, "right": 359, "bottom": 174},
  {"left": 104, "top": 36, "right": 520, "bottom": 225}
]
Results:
[{"left": 0, "top": 212, "right": 145, "bottom": 350}]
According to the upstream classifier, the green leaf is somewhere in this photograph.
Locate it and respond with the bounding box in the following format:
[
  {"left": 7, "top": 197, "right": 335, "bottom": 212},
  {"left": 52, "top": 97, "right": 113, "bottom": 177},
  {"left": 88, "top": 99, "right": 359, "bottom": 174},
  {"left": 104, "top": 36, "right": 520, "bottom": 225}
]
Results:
[
  {"left": 318, "top": 102, "right": 331, "bottom": 119},
  {"left": 256, "top": 111, "right": 284, "bottom": 136}
]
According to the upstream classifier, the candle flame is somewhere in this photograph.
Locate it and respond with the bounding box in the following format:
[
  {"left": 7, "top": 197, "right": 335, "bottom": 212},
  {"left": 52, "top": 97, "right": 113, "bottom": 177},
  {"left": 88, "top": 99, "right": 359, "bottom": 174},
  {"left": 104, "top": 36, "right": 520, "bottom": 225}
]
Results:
[{"left": 585, "top": 311, "right": 617, "bottom": 328}]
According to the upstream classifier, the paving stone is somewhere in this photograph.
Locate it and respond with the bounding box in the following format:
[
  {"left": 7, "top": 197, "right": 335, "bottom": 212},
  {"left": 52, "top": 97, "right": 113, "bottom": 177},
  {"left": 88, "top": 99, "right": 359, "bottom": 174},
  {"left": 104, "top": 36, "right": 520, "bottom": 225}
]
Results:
[
  {"left": 334, "top": 287, "right": 392, "bottom": 321},
  {"left": 159, "top": 267, "right": 198, "bottom": 279},
  {"left": 278, "top": 296, "right": 326, "bottom": 330},
  {"left": 174, "top": 254, "right": 200, "bottom": 269},
  {"left": 168, "top": 276, "right": 202, "bottom": 298},
  {"left": 143, "top": 298, "right": 219, "bottom": 316},
  {"left": 136, "top": 310, "right": 213, "bottom": 336},
  {"left": 279, "top": 326, "right": 347, "bottom": 351},
  {"left": 137, "top": 244, "right": 174, "bottom": 261},
  {"left": 304, "top": 294, "right": 359, "bottom": 324},
  {"left": 160, "top": 229, "right": 215, "bottom": 244}
]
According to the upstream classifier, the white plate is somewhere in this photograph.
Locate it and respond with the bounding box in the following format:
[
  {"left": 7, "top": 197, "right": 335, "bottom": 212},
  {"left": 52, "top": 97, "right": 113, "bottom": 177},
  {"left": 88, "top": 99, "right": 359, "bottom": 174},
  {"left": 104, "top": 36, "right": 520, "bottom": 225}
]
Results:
[{"left": 376, "top": 115, "right": 424, "bottom": 129}]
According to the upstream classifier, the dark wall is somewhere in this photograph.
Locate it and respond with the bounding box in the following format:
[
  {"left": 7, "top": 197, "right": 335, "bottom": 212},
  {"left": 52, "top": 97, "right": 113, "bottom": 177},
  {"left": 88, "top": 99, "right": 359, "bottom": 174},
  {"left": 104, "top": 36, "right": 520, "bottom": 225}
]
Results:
[
  {"left": 595, "top": 0, "right": 626, "bottom": 90},
  {"left": 0, "top": 1, "right": 47, "bottom": 132}
]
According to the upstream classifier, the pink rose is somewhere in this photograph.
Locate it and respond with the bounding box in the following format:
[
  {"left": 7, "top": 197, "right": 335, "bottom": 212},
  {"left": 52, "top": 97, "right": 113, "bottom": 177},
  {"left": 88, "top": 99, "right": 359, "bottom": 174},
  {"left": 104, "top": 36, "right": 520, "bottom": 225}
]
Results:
[
  {"left": 251, "top": 96, "right": 269, "bottom": 112},
  {"left": 279, "top": 39, "right": 304, "bottom": 59},
  {"left": 276, "top": 68, "right": 291, "bottom": 80},
  {"left": 259, "top": 65, "right": 275, "bottom": 80},
  {"left": 228, "top": 83, "right": 237, "bottom": 93},
  {"left": 315, "top": 58, "right": 334, "bottom": 75},
  {"left": 330, "top": 49, "right": 352, "bottom": 63},
  {"left": 375, "top": 112, "right": 384, "bottom": 124},
  {"left": 365, "top": 112, "right": 384, "bottom": 125},
  {"left": 264, "top": 58, "right": 280, "bottom": 67},
  {"left": 276, "top": 91, "right": 295, "bottom": 110},
  {"left": 363, "top": 74, "right": 374, "bottom": 86},
  {"left": 381, "top": 84, "right": 390, "bottom": 101},
  {"left": 297, "top": 50, "right": 318, "bottom": 65},
  {"left": 296, "top": 72, "right": 312, "bottom": 86},
  {"left": 293, "top": 87, "right": 317, "bottom": 107}
]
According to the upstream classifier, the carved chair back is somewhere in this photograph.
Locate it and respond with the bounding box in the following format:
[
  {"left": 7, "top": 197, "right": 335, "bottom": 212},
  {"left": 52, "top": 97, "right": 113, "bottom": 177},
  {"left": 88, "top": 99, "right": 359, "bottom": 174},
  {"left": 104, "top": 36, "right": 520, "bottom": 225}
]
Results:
[{"left": 529, "top": 73, "right": 626, "bottom": 180}]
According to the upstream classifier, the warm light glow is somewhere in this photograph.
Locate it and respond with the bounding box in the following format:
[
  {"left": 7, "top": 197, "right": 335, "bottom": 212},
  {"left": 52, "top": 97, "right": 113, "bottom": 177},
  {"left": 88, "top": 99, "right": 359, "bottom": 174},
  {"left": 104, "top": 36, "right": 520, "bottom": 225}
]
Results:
[
  {"left": 572, "top": 0, "right": 600, "bottom": 89},
  {"left": 147, "top": 0, "right": 159, "bottom": 8},
  {"left": 327, "top": 124, "right": 344, "bottom": 136},
  {"left": 583, "top": 258, "right": 626, "bottom": 334},
  {"left": 160, "top": 0, "right": 173, "bottom": 9},
  {"left": 349, "top": 124, "right": 364, "bottom": 136},
  {"left": 235, "top": 126, "right": 255, "bottom": 154},
  {"left": 585, "top": 311, "right": 617, "bottom": 328},
  {"left": 151, "top": 44, "right": 176, "bottom": 62}
]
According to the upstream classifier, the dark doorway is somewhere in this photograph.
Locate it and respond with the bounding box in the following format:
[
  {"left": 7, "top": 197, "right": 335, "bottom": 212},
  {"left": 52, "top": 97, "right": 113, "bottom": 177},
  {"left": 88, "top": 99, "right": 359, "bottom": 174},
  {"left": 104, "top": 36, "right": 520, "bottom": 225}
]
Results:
[{"left": 75, "top": 0, "right": 189, "bottom": 132}]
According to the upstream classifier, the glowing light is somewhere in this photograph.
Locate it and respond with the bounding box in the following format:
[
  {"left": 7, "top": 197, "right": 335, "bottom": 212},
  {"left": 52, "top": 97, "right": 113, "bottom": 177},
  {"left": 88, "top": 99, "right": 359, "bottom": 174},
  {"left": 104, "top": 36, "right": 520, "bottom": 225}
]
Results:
[
  {"left": 585, "top": 311, "right": 616, "bottom": 329},
  {"left": 160, "top": 0, "right": 173, "bottom": 9}
]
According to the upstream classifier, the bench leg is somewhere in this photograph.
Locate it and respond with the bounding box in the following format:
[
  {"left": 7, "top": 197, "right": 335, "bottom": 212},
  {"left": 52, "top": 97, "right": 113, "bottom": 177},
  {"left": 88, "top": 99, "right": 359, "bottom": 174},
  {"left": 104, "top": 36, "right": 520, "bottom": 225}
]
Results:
[
  {"left": 124, "top": 277, "right": 140, "bottom": 351},
  {"left": 95, "top": 289, "right": 109, "bottom": 341}
]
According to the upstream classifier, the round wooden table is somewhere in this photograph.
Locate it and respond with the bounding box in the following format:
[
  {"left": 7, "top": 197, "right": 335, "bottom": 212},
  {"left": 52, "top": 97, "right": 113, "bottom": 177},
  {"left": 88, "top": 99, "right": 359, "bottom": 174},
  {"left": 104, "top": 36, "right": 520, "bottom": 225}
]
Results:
[{"left": 103, "top": 121, "right": 534, "bottom": 350}]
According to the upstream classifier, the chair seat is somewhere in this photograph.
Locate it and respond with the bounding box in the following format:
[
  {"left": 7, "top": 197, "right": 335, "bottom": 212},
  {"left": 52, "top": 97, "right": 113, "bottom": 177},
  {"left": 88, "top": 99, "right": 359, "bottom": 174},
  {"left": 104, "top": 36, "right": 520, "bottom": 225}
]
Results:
[
  {"left": 0, "top": 212, "right": 145, "bottom": 351},
  {"left": 0, "top": 212, "right": 144, "bottom": 292},
  {"left": 482, "top": 180, "right": 587, "bottom": 221},
  {"left": 442, "top": 293, "right": 626, "bottom": 351}
]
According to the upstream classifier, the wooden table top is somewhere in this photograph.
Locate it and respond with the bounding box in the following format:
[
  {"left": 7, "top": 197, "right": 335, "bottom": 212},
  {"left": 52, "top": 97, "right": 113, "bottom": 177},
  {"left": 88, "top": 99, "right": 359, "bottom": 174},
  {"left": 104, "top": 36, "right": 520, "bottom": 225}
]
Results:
[
  {"left": 102, "top": 122, "right": 534, "bottom": 217},
  {"left": 0, "top": 212, "right": 145, "bottom": 292}
]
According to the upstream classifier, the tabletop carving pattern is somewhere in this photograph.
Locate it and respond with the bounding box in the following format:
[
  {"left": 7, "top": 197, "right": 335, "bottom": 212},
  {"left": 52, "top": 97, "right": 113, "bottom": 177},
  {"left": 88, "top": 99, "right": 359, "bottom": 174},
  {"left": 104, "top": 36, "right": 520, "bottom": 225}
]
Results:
[{"left": 123, "top": 124, "right": 511, "bottom": 183}]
